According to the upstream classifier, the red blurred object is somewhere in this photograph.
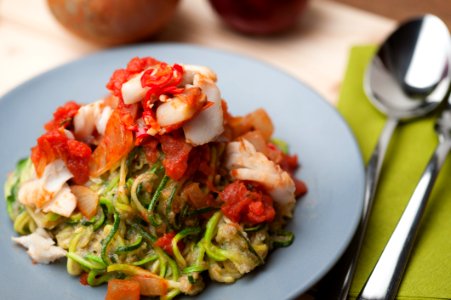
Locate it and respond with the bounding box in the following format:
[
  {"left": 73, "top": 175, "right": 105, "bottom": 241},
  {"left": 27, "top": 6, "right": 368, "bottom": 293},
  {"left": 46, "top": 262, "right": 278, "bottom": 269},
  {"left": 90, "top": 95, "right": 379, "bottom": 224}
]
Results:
[{"left": 208, "top": 0, "right": 309, "bottom": 35}]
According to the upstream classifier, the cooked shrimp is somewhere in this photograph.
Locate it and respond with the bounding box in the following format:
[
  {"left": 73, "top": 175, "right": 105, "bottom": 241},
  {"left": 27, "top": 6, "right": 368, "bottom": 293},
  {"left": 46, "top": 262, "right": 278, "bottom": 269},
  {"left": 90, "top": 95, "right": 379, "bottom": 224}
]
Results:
[{"left": 225, "top": 139, "right": 296, "bottom": 217}]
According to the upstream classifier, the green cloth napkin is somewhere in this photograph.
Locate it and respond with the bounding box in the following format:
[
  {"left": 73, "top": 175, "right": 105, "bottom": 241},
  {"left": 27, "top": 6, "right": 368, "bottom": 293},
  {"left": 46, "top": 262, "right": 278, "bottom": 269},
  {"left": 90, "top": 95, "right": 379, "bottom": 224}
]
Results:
[{"left": 339, "top": 46, "right": 451, "bottom": 300}]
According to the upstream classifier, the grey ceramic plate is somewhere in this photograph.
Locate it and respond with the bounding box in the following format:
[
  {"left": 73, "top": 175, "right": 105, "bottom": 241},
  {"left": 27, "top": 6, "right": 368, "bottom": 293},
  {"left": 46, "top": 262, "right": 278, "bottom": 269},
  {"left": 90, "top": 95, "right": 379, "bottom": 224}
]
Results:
[{"left": 0, "top": 44, "right": 364, "bottom": 300}]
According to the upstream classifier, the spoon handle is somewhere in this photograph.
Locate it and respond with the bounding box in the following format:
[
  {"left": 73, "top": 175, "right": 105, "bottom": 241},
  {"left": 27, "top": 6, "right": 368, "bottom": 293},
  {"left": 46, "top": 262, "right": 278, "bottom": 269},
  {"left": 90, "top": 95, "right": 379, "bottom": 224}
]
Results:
[
  {"left": 317, "top": 117, "right": 398, "bottom": 300},
  {"left": 357, "top": 139, "right": 451, "bottom": 300}
]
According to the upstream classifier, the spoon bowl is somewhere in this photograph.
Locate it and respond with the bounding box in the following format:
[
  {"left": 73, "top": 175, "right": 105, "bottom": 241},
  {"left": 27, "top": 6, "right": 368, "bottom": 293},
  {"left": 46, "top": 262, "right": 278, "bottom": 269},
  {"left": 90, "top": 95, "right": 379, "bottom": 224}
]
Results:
[{"left": 365, "top": 15, "right": 450, "bottom": 120}]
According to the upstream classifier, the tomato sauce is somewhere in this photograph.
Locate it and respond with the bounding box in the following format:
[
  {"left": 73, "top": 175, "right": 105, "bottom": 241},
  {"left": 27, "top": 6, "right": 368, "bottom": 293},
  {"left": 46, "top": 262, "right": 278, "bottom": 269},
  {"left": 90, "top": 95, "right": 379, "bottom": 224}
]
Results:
[{"left": 154, "top": 232, "right": 177, "bottom": 256}]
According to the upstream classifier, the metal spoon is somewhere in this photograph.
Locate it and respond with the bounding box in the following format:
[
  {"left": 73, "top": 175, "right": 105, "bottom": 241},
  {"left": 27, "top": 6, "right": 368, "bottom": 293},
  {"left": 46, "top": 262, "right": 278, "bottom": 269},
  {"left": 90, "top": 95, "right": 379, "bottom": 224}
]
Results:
[
  {"left": 357, "top": 17, "right": 451, "bottom": 300},
  {"left": 317, "top": 14, "right": 451, "bottom": 300}
]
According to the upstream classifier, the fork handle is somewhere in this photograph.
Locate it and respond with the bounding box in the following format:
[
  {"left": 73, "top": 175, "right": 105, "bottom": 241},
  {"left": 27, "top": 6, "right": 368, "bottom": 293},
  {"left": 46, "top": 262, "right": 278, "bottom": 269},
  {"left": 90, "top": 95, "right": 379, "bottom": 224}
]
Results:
[{"left": 357, "top": 139, "right": 451, "bottom": 300}]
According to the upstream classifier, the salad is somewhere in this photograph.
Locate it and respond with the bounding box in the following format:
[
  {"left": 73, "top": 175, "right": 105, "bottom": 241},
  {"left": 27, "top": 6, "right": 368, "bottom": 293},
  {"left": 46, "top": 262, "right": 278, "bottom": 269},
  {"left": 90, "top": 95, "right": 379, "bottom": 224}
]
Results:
[{"left": 4, "top": 57, "right": 307, "bottom": 299}]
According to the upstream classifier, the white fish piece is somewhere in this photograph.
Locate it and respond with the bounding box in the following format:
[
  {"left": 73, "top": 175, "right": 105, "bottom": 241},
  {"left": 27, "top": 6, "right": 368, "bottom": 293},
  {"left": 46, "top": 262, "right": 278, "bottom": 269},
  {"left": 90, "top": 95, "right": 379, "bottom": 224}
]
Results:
[
  {"left": 11, "top": 228, "right": 67, "bottom": 264},
  {"left": 96, "top": 105, "right": 113, "bottom": 135},
  {"left": 183, "top": 75, "right": 224, "bottom": 146},
  {"left": 42, "top": 184, "right": 77, "bottom": 218},
  {"left": 18, "top": 180, "right": 48, "bottom": 207},
  {"left": 40, "top": 159, "right": 73, "bottom": 193},
  {"left": 121, "top": 71, "right": 147, "bottom": 105},
  {"left": 181, "top": 64, "right": 217, "bottom": 85},
  {"left": 156, "top": 87, "right": 206, "bottom": 128},
  {"left": 225, "top": 139, "right": 296, "bottom": 217},
  {"left": 18, "top": 160, "right": 76, "bottom": 217},
  {"left": 74, "top": 101, "right": 112, "bottom": 141}
]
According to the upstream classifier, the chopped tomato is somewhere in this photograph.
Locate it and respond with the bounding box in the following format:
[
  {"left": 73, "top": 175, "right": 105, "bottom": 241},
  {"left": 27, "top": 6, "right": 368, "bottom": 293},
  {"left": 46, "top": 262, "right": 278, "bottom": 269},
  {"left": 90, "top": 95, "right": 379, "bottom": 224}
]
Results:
[
  {"left": 65, "top": 139, "right": 91, "bottom": 184},
  {"left": 160, "top": 132, "right": 192, "bottom": 180},
  {"left": 294, "top": 178, "right": 308, "bottom": 197},
  {"left": 184, "top": 144, "right": 211, "bottom": 178},
  {"left": 79, "top": 273, "right": 88, "bottom": 286},
  {"left": 89, "top": 110, "right": 134, "bottom": 177},
  {"left": 31, "top": 129, "right": 91, "bottom": 184},
  {"left": 130, "top": 275, "right": 168, "bottom": 297},
  {"left": 105, "top": 279, "right": 140, "bottom": 300},
  {"left": 220, "top": 181, "right": 275, "bottom": 225},
  {"left": 142, "top": 138, "right": 159, "bottom": 164},
  {"left": 279, "top": 152, "right": 299, "bottom": 174},
  {"left": 247, "top": 194, "right": 275, "bottom": 224},
  {"left": 44, "top": 101, "right": 80, "bottom": 131},
  {"left": 279, "top": 153, "right": 308, "bottom": 197},
  {"left": 154, "top": 232, "right": 176, "bottom": 256}
]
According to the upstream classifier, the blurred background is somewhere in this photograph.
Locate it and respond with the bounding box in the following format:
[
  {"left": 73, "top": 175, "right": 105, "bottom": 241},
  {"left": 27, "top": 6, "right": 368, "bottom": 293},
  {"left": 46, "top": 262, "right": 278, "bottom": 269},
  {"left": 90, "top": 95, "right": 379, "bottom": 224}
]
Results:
[
  {"left": 334, "top": 0, "right": 451, "bottom": 28},
  {"left": 1, "top": 0, "right": 450, "bottom": 104},
  {"left": 1, "top": 1, "right": 450, "bottom": 299}
]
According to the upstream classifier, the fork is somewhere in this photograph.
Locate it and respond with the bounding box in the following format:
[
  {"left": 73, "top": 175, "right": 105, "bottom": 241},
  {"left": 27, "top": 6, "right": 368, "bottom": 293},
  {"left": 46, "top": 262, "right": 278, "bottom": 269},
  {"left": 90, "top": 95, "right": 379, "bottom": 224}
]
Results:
[{"left": 357, "top": 101, "right": 451, "bottom": 300}]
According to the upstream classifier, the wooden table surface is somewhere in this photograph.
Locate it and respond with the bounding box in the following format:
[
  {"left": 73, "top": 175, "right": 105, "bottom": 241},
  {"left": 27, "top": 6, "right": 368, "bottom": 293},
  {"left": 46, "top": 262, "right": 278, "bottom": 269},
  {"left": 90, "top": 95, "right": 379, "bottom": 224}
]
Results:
[
  {"left": 0, "top": 0, "right": 396, "bottom": 299},
  {"left": 0, "top": 0, "right": 396, "bottom": 104}
]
